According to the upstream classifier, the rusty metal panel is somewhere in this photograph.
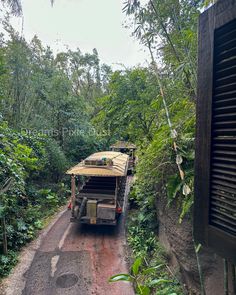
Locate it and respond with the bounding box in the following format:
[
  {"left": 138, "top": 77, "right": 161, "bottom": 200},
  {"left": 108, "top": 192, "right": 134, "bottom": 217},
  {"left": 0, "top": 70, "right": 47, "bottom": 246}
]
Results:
[{"left": 97, "top": 204, "right": 116, "bottom": 220}]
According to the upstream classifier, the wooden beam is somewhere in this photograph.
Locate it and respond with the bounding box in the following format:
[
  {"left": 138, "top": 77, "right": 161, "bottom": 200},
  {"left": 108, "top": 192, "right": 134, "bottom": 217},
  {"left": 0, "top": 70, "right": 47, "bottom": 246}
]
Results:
[
  {"left": 71, "top": 174, "right": 76, "bottom": 208},
  {"left": 78, "top": 193, "right": 115, "bottom": 200}
]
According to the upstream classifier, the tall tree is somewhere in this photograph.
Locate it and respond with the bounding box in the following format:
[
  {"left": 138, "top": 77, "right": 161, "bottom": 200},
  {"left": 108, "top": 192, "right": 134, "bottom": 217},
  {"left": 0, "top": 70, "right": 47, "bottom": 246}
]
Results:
[
  {"left": 1, "top": 0, "right": 55, "bottom": 16},
  {"left": 94, "top": 68, "right": 159, "bottom": 143}
]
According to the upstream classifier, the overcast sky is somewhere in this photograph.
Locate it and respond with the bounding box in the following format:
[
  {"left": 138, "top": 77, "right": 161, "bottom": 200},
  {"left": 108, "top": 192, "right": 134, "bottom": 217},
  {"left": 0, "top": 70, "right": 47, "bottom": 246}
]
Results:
[{"left": 9, "top": 0, "right": 150, "bottom": 69}]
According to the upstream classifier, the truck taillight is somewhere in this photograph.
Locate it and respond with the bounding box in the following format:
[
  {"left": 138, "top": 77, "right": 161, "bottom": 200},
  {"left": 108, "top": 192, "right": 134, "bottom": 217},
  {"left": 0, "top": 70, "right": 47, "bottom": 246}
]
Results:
[{"left": 116, "top": 207, "right": 122, "bottom": 214}]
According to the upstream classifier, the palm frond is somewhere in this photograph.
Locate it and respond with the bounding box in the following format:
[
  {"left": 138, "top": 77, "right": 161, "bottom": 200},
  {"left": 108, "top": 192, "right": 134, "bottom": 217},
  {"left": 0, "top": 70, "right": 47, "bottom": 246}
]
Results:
[
  {"left": 2, "top": 0, "right": 54, "bottom": 16},
  {"left": 2, "top": 0, "right": 22, "bottom": 16}
]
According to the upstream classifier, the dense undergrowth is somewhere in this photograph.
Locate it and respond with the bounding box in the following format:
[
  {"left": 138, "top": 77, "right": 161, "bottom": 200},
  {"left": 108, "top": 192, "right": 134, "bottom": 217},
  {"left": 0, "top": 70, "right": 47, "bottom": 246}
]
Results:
[
  {"left": 0, "top": 19, "right": 109, "bottom": 278},
  {"left": 126, "top": 208, "right": 184, "bottom": 295},
  {"left": 0, "top": 120, "right": 69, "bottom": 277}
]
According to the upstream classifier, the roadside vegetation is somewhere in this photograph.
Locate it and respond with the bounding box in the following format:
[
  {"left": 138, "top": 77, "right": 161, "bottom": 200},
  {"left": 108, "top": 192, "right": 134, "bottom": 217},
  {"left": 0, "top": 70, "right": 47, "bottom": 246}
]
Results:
[
  {"left": 122, "top": 209, "right": 184, "bottom": 295},
  {"left": 0, "top": 18, "right": 111, "bottom": 277},
  {"left": 103, "top": 0, "right": 209, "bottom": 293}
]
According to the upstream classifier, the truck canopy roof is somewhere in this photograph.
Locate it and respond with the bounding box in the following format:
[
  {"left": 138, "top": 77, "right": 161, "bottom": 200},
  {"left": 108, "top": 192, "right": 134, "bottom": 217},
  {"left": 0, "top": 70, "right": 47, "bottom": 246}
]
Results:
[
  {"left": 110, "top": 141, "right": 136, "bottom": 149},
  {"left": 66, "top": 151, "right": 129, "bottom": 177}
]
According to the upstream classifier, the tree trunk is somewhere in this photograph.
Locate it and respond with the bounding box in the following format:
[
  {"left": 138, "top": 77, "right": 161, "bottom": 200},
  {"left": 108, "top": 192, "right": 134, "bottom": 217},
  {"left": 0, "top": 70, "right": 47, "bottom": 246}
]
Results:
[{"left": 1, "top": 217, "right": 8, "bottom": 255}]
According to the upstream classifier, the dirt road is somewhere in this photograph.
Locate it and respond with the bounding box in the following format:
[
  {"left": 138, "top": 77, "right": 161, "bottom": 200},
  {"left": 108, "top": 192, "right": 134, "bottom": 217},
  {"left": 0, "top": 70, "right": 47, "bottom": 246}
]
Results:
[{"left": 1, "top": 178, "right": 134, "bottom": 295}]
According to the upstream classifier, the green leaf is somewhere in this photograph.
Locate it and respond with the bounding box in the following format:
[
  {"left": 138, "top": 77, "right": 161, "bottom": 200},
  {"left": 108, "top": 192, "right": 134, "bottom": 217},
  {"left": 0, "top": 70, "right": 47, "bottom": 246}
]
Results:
[
  {"left": 34, "top": 220, "right": 43, "bottom": 229},
  {"left": 166, "top": 174, "right": 183, "bottom": 204},
  {"left": 142, "top": 264, "right": 164, "bottom": 275},
  {"left": 132, "top": 257, "right": 142, "bottom": 275},
  {"left": 17, "top": 220, "right": 27, "bottom": 231},
  {"left": 195, "top": 243, "right": 202, "bottom": 253},
  {"left": 149, "top": 278, "right": 171, "bottom": 286},
  {"left": 46, "top": 195, "right": 55, "bottom": 200},
  {"left": 1, "top": 255, "right": 9, "bottom": 264},
  {"left": 109, "top": 274, "right": 132, "bottom": 282},
  {"left": 138, "top": 285, "right": 150, "bottom": 295}
]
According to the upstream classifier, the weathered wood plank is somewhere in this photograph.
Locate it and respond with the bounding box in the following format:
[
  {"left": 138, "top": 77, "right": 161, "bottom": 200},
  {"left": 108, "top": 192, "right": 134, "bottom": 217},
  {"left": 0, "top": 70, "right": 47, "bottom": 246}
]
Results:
[
  {"left": 194, "top": 5, "right": 214, "bottom": 245},
  {"left": 194, "top": 0, "right": 236, "bottom": 263}
]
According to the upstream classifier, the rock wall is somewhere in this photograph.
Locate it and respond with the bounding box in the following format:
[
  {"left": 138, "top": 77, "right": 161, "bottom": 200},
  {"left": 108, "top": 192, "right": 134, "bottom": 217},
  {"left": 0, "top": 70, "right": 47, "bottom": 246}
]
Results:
[{"left": 156, "top": 195, "right": 234, "bottom": 295}]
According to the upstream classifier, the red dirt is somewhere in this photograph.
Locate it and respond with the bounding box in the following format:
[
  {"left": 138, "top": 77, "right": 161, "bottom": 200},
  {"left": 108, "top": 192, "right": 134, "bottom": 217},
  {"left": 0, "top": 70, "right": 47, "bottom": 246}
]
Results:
[{"left": 62, "top": 221, "right": 134, "bottom": 295}]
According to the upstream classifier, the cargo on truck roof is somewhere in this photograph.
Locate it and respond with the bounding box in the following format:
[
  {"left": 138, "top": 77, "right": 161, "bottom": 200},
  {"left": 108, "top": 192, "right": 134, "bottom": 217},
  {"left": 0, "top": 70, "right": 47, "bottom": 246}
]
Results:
[
  {"left": 110, "top": 141, "right": 137, "bottom": 174},
  {"left": 66, "top": 151, "right": 129, "bottom": 177}
]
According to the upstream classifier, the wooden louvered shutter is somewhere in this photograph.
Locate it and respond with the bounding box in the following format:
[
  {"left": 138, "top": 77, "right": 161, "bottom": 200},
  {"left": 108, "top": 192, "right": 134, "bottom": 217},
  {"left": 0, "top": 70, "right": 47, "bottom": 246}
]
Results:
[{"left": 194, "top": 0, "right": 236, "bottom": 263}]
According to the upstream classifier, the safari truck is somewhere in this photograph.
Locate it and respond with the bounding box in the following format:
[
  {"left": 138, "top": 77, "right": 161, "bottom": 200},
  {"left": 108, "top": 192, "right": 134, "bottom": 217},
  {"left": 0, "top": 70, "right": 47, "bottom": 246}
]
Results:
[
  {"left": 110, "top": 141, "right": 136, "bottom": 174},
  {"left": 67, "top": 151, "right": 129, "bottom": 225}
]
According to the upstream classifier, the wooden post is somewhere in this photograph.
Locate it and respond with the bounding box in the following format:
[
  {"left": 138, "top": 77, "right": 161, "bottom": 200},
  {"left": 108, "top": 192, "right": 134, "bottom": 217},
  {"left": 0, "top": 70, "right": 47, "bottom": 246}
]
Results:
[
  {"left": 115, "top": 177, "right": 118, "bottom": 203},
  {"left": 1, "top": 217, "right": 7, "bottom": 255},
  {"left": 71, "top": 174, "right": 76, "bottom": 208}
]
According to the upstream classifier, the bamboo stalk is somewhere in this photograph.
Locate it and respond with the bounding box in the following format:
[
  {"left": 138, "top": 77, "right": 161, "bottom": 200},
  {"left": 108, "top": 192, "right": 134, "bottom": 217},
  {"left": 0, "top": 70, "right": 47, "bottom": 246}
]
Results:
[
  {"left": 149, "top": 0, "right": 196, "bottom": 96},
  {"left": 145, "top": 36, "right": 191, "bottom": 196}
]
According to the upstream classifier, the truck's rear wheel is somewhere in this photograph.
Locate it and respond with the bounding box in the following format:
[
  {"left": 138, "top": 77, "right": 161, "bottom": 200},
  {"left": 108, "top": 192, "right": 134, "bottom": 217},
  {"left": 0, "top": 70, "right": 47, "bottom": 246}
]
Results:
[{"left": 73, "top": 205, "right": 80, "bottom": 219}]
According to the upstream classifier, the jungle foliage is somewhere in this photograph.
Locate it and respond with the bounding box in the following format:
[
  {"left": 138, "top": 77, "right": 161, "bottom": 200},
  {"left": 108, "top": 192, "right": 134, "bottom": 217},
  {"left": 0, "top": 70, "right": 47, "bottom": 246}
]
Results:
[
  {"left": 114, "top": 210, "right": 184, "bottom": 295},
  {"left": 0, "top": 18, "right": 111, "bottom": 276},
  {"left": 96, "top": 0, "right": 200, "bottom": 223},
  {"left": 96, "top": 1, "right": 203, "bottom": 292}
]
